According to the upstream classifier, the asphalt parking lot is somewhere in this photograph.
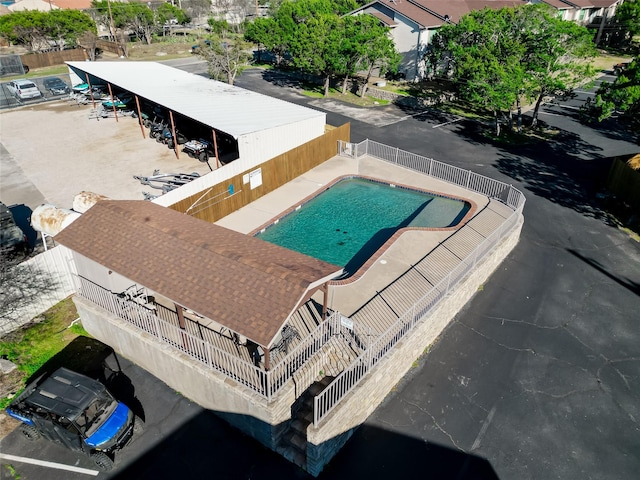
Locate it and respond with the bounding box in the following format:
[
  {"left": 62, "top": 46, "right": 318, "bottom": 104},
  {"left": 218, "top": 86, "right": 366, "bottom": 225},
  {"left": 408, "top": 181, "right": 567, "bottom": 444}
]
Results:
[{"left": 1, "top": 64, "right": 639, "bottom": 480}]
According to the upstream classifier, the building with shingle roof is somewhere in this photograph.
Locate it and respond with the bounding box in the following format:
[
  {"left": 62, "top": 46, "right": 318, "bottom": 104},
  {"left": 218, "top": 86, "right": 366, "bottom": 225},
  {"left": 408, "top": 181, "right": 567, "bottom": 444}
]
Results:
[
  {"left": 55, "top": 199, "right": 342, "bottom": 356},
  {"left": 351, "top": 0, "right": 522, "bottom": 80},
  {"left": 350, "top": 0, "right": 624, "bottom": 80}
]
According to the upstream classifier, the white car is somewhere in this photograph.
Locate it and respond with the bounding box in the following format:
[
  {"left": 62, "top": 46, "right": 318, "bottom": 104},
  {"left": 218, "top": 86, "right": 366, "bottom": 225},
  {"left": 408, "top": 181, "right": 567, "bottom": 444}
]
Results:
[{"left": 7, "top": 79, "right": 42, "bottom": 100}]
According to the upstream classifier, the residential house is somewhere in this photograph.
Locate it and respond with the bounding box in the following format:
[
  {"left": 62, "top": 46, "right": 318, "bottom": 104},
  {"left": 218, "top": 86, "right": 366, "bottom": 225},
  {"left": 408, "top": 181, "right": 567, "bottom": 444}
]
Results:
[{"left": 350, "top": 0, "right": 625, "bottom": 81}]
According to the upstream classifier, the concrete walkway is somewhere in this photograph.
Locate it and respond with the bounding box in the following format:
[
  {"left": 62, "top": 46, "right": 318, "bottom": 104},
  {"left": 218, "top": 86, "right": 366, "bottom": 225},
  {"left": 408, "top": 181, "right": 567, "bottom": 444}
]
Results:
[{"left": 216, "top": 154, "right": 512, "bottom": 317}]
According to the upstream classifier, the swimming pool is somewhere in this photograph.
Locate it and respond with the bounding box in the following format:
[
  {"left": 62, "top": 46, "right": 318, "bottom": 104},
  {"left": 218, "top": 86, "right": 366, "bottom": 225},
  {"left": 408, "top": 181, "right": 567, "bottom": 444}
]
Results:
[{"left": 254, "top": 177, "right": 471, "bottom": 277}]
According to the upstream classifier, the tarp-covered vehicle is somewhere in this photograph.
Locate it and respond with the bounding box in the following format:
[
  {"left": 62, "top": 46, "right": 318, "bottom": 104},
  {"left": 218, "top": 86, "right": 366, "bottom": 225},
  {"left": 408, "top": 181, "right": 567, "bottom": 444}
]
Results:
[
  {"left": 0, "top": 201, "right": 28, "bottom": 258},
  {"left": 6, "top": 367, "right": 139, "bottom": 471}
]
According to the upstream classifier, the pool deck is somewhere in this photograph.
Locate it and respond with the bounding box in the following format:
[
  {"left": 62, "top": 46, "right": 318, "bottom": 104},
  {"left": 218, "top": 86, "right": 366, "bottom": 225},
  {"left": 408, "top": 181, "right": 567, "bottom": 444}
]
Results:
[{"left": 216, "top": 154, "right": 514, "bottom": 318}]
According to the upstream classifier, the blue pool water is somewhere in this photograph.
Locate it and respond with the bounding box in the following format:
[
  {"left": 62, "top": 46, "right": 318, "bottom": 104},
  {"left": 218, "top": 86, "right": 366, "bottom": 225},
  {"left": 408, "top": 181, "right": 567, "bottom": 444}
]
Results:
[{"left": 255, "top": 177, "right": 470, "bottom": 276}]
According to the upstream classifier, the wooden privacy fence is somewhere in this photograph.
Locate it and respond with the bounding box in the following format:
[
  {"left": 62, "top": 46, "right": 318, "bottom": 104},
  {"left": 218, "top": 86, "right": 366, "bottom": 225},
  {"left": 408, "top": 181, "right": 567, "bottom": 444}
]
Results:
[
  {"left": 96, "top": 39, "right": 123, "bottom": 56},
  {"left": 168, "top": 123, "right": 350, "bottom": 223},
  {"left": 606, "top": 156, "right": 640, "bottom": 210},
  {"left": 21, "top": 49, "right": 87, "bottom": 70}
]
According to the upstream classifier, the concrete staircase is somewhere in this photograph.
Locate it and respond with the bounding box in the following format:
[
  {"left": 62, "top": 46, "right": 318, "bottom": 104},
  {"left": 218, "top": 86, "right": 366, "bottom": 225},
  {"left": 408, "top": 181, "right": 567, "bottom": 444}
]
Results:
[{"left": 276, "top": 376, "right": 334, "bottom": 470}]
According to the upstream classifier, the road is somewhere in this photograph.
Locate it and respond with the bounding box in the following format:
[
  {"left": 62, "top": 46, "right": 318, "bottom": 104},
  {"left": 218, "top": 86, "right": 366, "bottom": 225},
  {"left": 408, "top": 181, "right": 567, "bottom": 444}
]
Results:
[{"left": 1, "top": 63, "right": 638, "bottom": 480}]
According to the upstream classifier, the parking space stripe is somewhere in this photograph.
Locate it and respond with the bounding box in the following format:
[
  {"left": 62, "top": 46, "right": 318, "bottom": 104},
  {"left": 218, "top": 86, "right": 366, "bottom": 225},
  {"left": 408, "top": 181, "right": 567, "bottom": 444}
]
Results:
[{"left": 0, "top": 453, "right": 99, "bottom": 476}]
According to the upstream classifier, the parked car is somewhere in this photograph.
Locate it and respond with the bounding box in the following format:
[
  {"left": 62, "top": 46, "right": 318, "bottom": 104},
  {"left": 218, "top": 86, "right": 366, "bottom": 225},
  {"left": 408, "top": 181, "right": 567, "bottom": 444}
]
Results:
[
  {"left": 0, "top": 201, "right": 28, "bottom": 258},
  {"left": 43, "top": 76, "right": 70, "bottom": 95},
  {"left": 6, "top": 367, "right": 139, "bottom": 471},
  {"left": 613, "top": 62, "right": 630, "bottom": 76},
  {"left": 6, "top": 79, "right": 41, "bottom": 100},
  {"left": 0, "top": 63, "right": 29, "bottom": 76}
]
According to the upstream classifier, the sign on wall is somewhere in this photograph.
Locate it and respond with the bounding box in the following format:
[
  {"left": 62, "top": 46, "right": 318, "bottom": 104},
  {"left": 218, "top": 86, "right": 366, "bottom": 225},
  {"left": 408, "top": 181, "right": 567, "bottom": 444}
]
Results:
[{"left": 249, "top": 168, "right": 263, "bottom": 189}]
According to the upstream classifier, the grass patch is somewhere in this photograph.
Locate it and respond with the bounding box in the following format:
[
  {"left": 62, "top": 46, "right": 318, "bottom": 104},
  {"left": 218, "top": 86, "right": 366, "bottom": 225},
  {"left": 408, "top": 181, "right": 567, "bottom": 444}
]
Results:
[
  {"left": 301, "top": 89, "right": 325, "bottom": 98},
  {"left": 0, "top": 298, "right": 84, "bottom": 408},
  {"left": 300, "top": 83, "right": 391, "bottom": 106}
]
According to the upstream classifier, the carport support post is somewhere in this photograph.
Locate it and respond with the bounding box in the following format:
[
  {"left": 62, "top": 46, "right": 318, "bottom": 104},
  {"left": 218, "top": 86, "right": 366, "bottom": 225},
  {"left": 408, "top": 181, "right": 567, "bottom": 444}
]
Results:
[
  {"left": 84, "top": 73, "right": 96, "bottom": 110},
  {"left": 107, "top": 83, "right": 118, "bottom": 122},
  {"left": 169, "top": 110, "right": 179, "bottom": 159},
  {"left": 211, "top": 129, "right": 220, "bottom": 168},
  {"left": 134, "top": 95, "right": 145, "bottom": 138}
]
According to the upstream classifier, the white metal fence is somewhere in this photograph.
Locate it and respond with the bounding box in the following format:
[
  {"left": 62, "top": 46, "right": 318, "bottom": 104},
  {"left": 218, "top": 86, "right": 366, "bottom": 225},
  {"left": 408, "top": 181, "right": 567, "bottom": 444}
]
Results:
[
  {"left": 339, "top": 139, "right": 525, "bottom": 211},
  {"left": 314, "top": 140, "right": 526, "bottom": 426},
  {"left": 75, "top": 275, "right": 345, "bottom": 402}
]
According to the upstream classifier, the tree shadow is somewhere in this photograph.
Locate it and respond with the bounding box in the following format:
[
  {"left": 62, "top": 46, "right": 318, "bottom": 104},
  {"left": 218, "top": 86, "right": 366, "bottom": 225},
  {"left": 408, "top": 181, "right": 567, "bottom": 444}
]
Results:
[
  {"left": 261, "top": 68, "right": 314, "bottom": 90},
  {"left": 540, "top": 102, "right": 640, "bottom": 144},
  {"left": 567, "top": 248, "right": 640, "bottom": 297},
  {"left": 493, "top": 148, "right": 615, "bottom": 224}
]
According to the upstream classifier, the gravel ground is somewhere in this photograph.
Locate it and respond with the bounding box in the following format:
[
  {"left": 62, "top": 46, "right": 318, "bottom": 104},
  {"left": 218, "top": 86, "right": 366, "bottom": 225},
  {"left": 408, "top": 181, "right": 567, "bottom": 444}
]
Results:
[{"left": 0, "top": 100, "right": 213, "bottom": 211}]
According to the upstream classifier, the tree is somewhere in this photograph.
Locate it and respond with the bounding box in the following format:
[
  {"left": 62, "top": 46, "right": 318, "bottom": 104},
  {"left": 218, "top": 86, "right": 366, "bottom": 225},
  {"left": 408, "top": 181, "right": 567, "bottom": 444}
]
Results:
[
  {"left": 615, "top": 0, "right": 640, "bottom": 38},
  {"left": 336, "top": 15, "right": 399, "bottom": 95},
  {"left": 196, "top": 34, "right": 252, "bottom": 85},
  {"left": 289, "top": 10, "right": 344, "bottom": 96},
  {"left": 182, "top": 0, "right": 212, "bottom": 36},
  {"left": 595, "top": 56, "right": 640, "bottom": 126},
  {"left": 45, "top": 10, "right": 96, "bottom": 50},
  {"left": 121, "top": 2, "right": 155, "bottom": 45},
  {"left": 516, "top": 4, "right": 596, "bottom": 127},
  {"left": 430, "top": 4, "right": 596, "bottom": 133},
  {"left": 344, "top": 15, "right": 400, "bottom": 97},
  {"left": 244, "top": 17, "right": 289, "bottom": 65},
  {"left": 0, "top": 10, "right": 96, "bottom": 52},
  {"left": 78, "top": 31, "right": 99, "bottom": 61},
  {"left": 432, "top": 8, "right": 526, "bottom": 135},
  {"left": 156, "top": 3, "right": 190, "bottom": 37},
  {"left": 0, "top": 11, "right": 48, "bottom": 52},
  {"left": 90, "top": 0, "right": 130, "bottom": 54}
]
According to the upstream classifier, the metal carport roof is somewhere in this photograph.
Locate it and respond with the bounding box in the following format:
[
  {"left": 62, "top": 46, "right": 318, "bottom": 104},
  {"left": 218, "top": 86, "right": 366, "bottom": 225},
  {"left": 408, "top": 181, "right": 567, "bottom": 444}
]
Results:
[{"left": 66, "top": 61, "right": 325, "bottom": 139}]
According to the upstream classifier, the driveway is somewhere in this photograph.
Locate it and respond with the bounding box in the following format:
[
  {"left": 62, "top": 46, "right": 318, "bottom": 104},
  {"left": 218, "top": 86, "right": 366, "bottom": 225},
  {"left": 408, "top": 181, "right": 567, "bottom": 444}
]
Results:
[{"left": 1, "top": 65, "right": 638, "bottom": 480}]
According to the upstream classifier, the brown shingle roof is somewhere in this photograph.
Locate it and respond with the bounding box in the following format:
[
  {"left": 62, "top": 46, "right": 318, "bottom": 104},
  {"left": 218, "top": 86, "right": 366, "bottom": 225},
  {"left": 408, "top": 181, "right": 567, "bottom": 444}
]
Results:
[
  {"left": 362, "top": 0, "right": 527, "bottom": 26},
  {"left": 369, "top": 10, "right": 398, "bottom": 26},
  {"left": 55, "top": 200, "right": 343, "bottom": 348},
  {"left": 541, "top": 0, "right": 573, "bottom": 8},
  {"left": 416, "top": 0, "right": 524, "bottom": 23},
  {"left": 51, "top": 0, "right": 92, "bottom": 9},
  {"left": 366, "top": 0, "right": 442, "bottom": 28}
]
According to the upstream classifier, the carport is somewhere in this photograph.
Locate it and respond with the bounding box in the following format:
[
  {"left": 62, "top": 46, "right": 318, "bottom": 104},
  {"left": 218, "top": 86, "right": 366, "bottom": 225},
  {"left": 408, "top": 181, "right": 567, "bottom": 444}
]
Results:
[{"left": 65, "top": 61, "right": 326, "bottom": 167}]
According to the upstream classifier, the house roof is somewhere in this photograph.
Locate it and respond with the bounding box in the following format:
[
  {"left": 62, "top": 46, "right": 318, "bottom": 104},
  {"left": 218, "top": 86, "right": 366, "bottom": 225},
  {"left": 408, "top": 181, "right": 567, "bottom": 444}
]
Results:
[
  {"left": 369, "top": 10, "right": 398, "bottom": 26},
  {"left": 362, "top": 0, "right": 442, "bottom": 28},
  {"left": 416, "top": 0, "right": 524, "bottom": 23},
  {"left": 560, "top": 0, "right": 595, "bottom": 7},
  {"left": 52, "top": 0, "right": 92, "bottom": 9},
  {"left": 542, "top": 0, "right": 619, "bottom": 8},
  {"left": 55, "top": 200, "right": 343, "bottom": 348},
  {"left": 541, "top": 0, "right": 573, "bottom": 8},
  {"left": 589, "top": 0, "right": 621, "bottom": 7},
  {"left": 359, "top": 0, "right": 525, "bottom": 26},
  {"left": 8, "top": 0, "right": 58, "bottom": 11},
  {"left": 66, "top": 61, "right": 325, "bottom": 140}
]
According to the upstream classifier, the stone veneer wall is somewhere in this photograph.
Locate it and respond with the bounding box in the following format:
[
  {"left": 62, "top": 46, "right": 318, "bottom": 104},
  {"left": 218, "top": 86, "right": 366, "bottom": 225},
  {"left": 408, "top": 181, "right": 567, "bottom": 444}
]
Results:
[
  {"left": 305, "top": 218, "right": 523, "bottom": 476},
  {"left": 73, "top": 296, "right": 297, "bottom": 449}
]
